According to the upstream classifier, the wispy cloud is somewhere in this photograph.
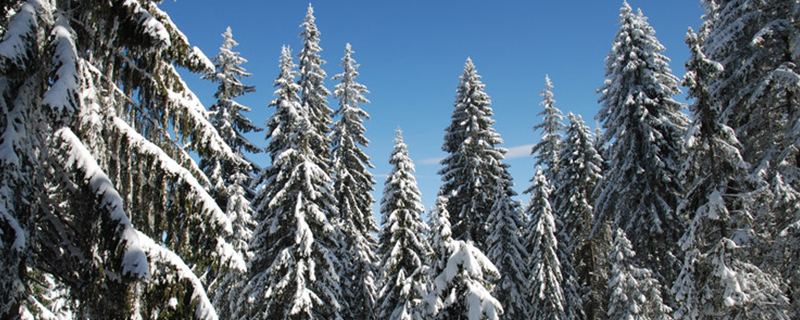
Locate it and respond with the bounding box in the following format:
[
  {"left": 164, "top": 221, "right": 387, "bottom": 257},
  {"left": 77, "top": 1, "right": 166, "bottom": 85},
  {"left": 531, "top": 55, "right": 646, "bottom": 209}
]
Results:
[
  {"left": 419, "top": 157, "right": 444, "bottom": 165},
  {"left": 418, "top": 144, "right": 533, "bottom": 165},
  {"left": 505, "top": 144, "right": 534, "bottom": 160}
]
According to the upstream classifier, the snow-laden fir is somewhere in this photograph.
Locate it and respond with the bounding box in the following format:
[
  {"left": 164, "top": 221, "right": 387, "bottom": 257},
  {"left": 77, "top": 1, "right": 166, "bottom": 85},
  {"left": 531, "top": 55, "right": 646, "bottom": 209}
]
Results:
[
  {"left": 377, "top": 129, "right": 432, "bottom": 320},
  {"left": 240, "top": 44, "right": 342, "bottom": 320},
  {"left": 552, "top": 113, "right": 605, "bottom": 319},
  {"left": 672, "top": 23, "right": 789, "bottom": 320},
  {"left": 593, "top": 1, "right": 688, "bottom": 287},
  {"left": 438, "top": 58, "right": 516, "bottom": 250},
  {"left": 331, "top": 43, "right": 380, "bottom": 320},
  {"left": 200, "top": 26, "right": 260, "bottom": 320},
  {"left": 530, "top": 75, "right": 565, "bottom": 184},
  {"left": 3, "top": 1, "right": 800, "bottom": 319}
]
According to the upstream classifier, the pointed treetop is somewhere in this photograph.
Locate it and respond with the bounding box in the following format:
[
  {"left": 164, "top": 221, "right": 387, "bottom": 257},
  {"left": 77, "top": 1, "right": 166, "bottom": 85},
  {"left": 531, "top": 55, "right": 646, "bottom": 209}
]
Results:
[
  {"left": 463, "top": 57, "right": 476, "bottom": 75},
  {"left": 222, "top": 26, "right": 236, "bottom": 46},
  {"left": 299, "top": 3, "right": 322, "bottom": 49},
  {"left": 393, "top": 127, "right": 407, "bottom": 147},
  {"left": 541, "top": 74, "right": 553, "bottom": 99},
  {"left": 306, "top": 3, "right": 315, "bottom": 19},
  {"left": 621, "top": 0, "right": 632, "bottom": 16}
]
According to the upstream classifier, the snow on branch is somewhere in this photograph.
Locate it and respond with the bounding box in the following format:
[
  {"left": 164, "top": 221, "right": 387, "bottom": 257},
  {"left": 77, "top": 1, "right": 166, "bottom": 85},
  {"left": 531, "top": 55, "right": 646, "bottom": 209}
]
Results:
[
  {"left": 80, "top": 61, "right": 211, "bottom": 187},
  {"left": 54, "top": 128, "right": 150, "bottom": 279},
  {"left": 0, "top": 189, "right": 25, "bottom": 252},
  {"left": 122, "top": 0, "right": 170, "bottom": 49},
  {"left": 0, "top": 0, "right": 46, "bottom": 72},
  {"left": 751, "top": 19, "right": 792, "bottom": 48},
  {"left": 0, "top": 82, "right": 24, "bottom": 167},
  {"left": 145, "top": 2, "right": 213, "bottom": 73},
  {"left": 110, "top": 116, "right": 244, "bottom": 270},
  {"left": 110, "top": 116, "right": 230, "bottom": 231},
  {"left": 42, "top": 13, "right": 79, "bottom": 117},
  {"left": 136, "top": 230, "right": 219, "bottom": 320},
  {"left": 163, "top": 64, "right": 244, "bottom": 168}
]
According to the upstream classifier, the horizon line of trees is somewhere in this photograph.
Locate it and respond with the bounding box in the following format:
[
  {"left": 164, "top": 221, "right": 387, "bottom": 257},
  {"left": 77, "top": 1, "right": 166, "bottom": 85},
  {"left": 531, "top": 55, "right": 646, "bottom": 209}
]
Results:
[{"left": 1, "top": 1, "right": 799, "bottom": 320}]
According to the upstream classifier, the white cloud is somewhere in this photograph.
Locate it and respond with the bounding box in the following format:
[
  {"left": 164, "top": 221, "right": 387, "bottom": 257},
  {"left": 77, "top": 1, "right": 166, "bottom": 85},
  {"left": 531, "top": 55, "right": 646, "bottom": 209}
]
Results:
[
  {"left": 419, "top": 157, "right": 444, "bottom": 165},
  {"left": 505, "top": 144, "right": 534, "bottom": 159},
  {"left": 417, "top": 144, "right": 532, "bottom": 164}
]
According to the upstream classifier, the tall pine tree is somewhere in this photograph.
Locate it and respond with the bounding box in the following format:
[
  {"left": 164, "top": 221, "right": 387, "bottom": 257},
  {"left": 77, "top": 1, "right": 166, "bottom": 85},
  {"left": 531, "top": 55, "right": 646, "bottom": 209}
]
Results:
[
  {"left": 594, "top": 1, "right": 687, "bottom": 284},
  {"left": 297, "top": 4, "right": 333, "bottom": 164},
  {"left": 241, "top": 46, "right": 342, "bottom": 320},
  {"left": 331, "top": 43, "right": 379, "bottom": 320},
  {"left": 201, "top": 26, "right": 260, "bottom": 320},
  {"left": 438, "top": 58, "right": 515, "bottom": 248},
  {"left": 552, "top": 113, "right": 605, "bottom": 319},
  {"left": 700, "top": 1, "right": 800, "bottom": 314},
  {"left": 672, "top": 26, "right": 789, "bottom": 320},
  {"left": 377, "top": 128, "right": 432, "bottom": 320}
]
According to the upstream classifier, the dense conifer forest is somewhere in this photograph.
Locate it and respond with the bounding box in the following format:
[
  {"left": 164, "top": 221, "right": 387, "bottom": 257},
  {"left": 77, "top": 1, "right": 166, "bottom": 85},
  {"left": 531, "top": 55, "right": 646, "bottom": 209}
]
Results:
[{"left": 1, "top": 0, "right": 799, "bottom": 319}]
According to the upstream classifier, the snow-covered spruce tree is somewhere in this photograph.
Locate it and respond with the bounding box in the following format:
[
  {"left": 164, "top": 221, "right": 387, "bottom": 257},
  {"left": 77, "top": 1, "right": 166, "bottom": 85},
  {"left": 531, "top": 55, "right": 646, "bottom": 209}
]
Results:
[
  {"left": 701, "top": 1, "right": 800, "bottom": 313},
  {"left": 672, "top": 27, "right": 789, "bottom": 320},
  {"left": 298, "top": 4, "right": 333, "bottom": 164},
  {"left": 425, "top": 196, "right": 503, "bottom": 320},
  {"left": 240, "top": 46, "right": 342, "bottom": 320},
  {"left": 485, "top": 189, "right": 530, "bottom": 319},
  {"left": 200, "top": 26, "right": 260, "bottom": 194},
  {"left": 438, "top": 58, "right": 515, "bottom": 248},
  {"left": 594, "top": 1, "right": 687, "bottom": 284},
  {"left": 377, "top": 128, "right": 432, "bottom": 320},
  {"left": 530, "top": 75, "right": 565, "bottom": 183},
  {"left": 0, "top": 1, "right": 244, "bottom": 318},
  {"left": 702, "top": 0, "right": 800, "bottom": 202},
  {"left": 524, "top": 168, "right": 569, "bottom": 320},
  {"left": 200, "top": 26, "right": 260, "bottom": 320},
  {"left": 551, "top": 113, "right": 605, "bottom": 320},
  {"left": 608, "top": 228, "right": 673, "bottom": 320},
  {"left": 331, "top": 43, "right": 379, "bottom": 320}
]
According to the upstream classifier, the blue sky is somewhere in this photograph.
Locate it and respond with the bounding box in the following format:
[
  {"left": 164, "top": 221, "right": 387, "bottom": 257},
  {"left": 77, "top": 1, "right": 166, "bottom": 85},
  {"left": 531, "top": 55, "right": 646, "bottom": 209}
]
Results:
[{"left": 159, "top": 0, "right": 705, "bottom": 212}]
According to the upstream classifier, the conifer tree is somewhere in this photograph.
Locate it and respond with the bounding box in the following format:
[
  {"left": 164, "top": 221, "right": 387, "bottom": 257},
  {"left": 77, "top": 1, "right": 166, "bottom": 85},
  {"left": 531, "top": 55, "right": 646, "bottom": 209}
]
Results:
[
  {"left": 201, "top": 26, "right": 261, "bottom": 192},
  {"left": 552, "top": 113, "right": 605, "bottom": 319},
  {"left": 530, "top": 75, "right": 565, "bottom": 183},
  {"left": 425, "top": 196, "right": 503, "bottom": 320},
  {"left": 297, "top": 4, "right": 333, "bottom": 163},
  {"left": 241, "top": 46, "right": 342, "bottom": 320},
  {"left": 0, "top": 1, "right": 243, "bottom": 318},
  {"left": 607, "top": 229, "right": 673, "bottom": 320},
  {"left": 201, "top": 26, "right": 260, "bottom": 320},
  {"left": 672, "top": 27, "right": 789, "bottom": 320},
  {"left": 700, "top": 1, "right": 800, "bottom": 313},
  {"left": 438, "top": 58, "right": 515, "bottom": 248},
  {"left": 377, "top": 128, "right": 432, "bottom": 320},
  {"left": 525, "top": 168, "right": 569, "bottom": 320},
  {"left": 331, "top": 43, "right": 379, "bottom": 320},
  {"left": 485, "top": 191, "right": 529, "bottom": 319},
  {"left": 594, "top": 1, "right": 687, "bottom": 283}
]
